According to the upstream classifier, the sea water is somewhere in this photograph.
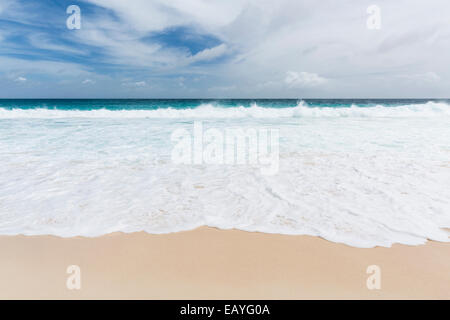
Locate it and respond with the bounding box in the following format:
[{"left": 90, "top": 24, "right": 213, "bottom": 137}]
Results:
[{"left": 0, "top": 99, "right": 449, "bottom": 247}]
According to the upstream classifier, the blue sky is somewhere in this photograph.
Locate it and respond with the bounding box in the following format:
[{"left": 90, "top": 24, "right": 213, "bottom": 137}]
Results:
[{"left": 0, "top": 0, "right": 449, "bottom": 98}]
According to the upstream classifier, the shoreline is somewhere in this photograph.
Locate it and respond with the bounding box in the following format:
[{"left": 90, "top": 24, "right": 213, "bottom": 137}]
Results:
[{"left": 0, "top": 227, "right": 449, "bottom": 299}]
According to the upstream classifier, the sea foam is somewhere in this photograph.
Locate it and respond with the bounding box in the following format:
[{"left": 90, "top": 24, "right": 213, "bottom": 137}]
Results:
[
  {"left": 0, "top": 100, "right": 449, "bottom": 247},
  {"left": 0, "top": 101, "right": 449, "bottom": 119}
]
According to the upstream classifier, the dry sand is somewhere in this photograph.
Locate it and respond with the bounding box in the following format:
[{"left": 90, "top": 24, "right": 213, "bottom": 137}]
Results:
[{"left": 0, "top": 227, "right": 449, "bottom": 299}]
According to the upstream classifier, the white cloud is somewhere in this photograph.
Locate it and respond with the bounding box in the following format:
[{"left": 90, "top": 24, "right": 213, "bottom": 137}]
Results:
[
  {"left": 285, "top": 71, "right": 327, "bottom": 88},
  {"left": 122, "top": 81, "right": 147, "bottom": 87},
  {"left": 28, "top": 34, "right": 87, "bottom": 56},
  {"left": 86, "top": 0, "right": 245, "bottom": 32},
  {"left": 190, "top": 44, "right": 227, "bottom": 63},
  {"left": 3, "top": 0, "right": 450, "bottom": 98},
  {"left": 398, "top": 72, "right": 440, "bottom": 83},
  {"left": 207, "top": 85, "right": 236, "bottom": 92},
  {"left": 0, "top": 57, "right": 91, "bottom": 77},
  {"left": 68, "top": 0, "right": 450, "bottom": 97},
  {"left": 14, "top": 76, "right": 27, "bottom": 82},
  {"left": 82, "top": 79, "right": 95, "bottom": 84}
]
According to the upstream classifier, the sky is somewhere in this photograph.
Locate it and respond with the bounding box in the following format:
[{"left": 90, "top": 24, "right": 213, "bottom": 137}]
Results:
[{"left": 0, "top": 0, "right": 449, "bottom": 98}]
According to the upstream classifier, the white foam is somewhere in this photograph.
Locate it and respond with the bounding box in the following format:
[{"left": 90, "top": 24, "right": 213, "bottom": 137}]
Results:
[
  {"left": 0, "top": 101, "right": 449, "bottom": 119},
  {"left": 0, "top": 104, "right": 449, "bottom": 247},
  {"left": 0, "top": 151, "right": 448, "bottom": 247}
]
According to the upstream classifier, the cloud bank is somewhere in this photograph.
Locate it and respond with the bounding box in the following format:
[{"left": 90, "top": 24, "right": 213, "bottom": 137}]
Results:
[{"left": 0, "top": 0, "right": 449, "bottom": 98}]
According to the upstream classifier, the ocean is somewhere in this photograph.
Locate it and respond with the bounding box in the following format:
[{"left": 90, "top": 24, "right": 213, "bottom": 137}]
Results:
[{"left": 0, "top": 99, "right": 449, "bottom": 247}]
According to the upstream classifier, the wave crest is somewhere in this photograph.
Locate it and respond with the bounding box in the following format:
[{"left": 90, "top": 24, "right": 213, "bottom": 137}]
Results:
[{"left": 0, "top": 101, "right": 449, "bottom": 119}]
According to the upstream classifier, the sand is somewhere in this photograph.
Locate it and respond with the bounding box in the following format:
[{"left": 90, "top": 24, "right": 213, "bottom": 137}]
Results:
[{"left": 0, "top": 227, "right": 448, "bottom": 299}]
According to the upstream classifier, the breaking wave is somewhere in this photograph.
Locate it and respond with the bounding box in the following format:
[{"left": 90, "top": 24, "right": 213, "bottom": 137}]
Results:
[{"left": 0, "top": 101, "right": 449, "bottom": 119}]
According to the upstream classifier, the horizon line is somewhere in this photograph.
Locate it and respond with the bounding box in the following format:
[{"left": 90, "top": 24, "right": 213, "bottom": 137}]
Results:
[{"left": 0, "top": 98, "right": 449, "bottom": 100}]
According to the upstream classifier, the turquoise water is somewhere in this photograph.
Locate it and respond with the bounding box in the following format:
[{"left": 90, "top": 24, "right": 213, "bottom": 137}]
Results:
[{"left": 0, "top": 98, "right": 448, "bottom": 110}]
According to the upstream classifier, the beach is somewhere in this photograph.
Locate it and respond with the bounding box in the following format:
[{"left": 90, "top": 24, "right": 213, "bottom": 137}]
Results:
[
  {"left": 0, "top": 227, "right": 448, "bottom": 300},
  {"left": 3, "top": 0, "right": 450, "bottom": 304}
]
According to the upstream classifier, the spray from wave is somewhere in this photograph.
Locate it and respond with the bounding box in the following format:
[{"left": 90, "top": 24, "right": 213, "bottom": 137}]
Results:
[{"left": 0, "top": 101, "right": 449, "bottom": 119}]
